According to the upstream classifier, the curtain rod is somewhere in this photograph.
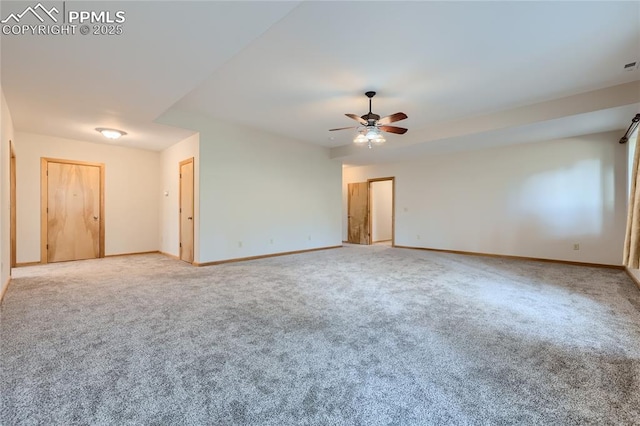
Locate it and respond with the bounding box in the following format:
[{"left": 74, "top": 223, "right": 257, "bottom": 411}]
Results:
[{"left": 620, "top": 113, "right": 640, "bottom": 144}]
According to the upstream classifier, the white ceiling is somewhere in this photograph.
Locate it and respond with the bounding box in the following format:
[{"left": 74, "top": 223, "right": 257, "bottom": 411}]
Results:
[{"left": 2, "top": 1, "right": 639, "bottom": 162}]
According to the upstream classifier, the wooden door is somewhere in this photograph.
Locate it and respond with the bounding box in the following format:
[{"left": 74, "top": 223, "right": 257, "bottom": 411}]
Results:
[
  {"left": 44, "top": 160, "right": 103, "bottom": 263},
  {"left": 348, "top": 182, "right": 369, "bottom": 244},
  {"left": 179, "top": 158, "right": 194, "bottom": 263}
]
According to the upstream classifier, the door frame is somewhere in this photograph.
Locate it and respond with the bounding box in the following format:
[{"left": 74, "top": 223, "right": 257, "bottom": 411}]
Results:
[
  {"left": 179, "top": 157, "right": 194, "bottom": 264},
  {"left": 40, "top": 158, "right": 105, "bottom": 264},
  {"left": 10, "top": 141, "right": 16, "bottom": 269},
  {"left": 367, "top": 177, "right": 395, "bottom": 246}
]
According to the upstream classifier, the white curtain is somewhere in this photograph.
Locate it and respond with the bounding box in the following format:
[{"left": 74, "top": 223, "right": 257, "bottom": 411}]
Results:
[{"left": 623, "top": 130, "right": 640, "bottom": 268}]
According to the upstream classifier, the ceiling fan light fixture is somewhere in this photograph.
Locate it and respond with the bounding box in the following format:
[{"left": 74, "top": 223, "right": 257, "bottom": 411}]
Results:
[
  {"left": 353, "top": 133, "right": 368, "bottom": 144},
  {"left": 365, "top": 128, "right": 379, "bottom": 140},
  {"left": 372, "top": 133, "right": 386, "bottom": 144}
]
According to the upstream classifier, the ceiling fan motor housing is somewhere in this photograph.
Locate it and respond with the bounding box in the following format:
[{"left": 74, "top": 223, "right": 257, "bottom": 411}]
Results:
[{"left": 362, "top": 113, "right": 380, "bottom": 122}]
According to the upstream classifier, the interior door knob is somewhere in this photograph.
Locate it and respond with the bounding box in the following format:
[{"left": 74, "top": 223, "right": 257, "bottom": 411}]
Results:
[
  {"left": 93, "top": 216, "right": 98, "bottom": 221},
  {"left": 188, "top": 217, "right": 193, "bottom": 220}
]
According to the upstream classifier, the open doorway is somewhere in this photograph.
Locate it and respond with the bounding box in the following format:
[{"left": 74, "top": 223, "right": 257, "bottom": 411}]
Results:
[
  {"left": 347, "top": 176, "right": 395, "bottom": 246},
  {"left": 368, "top": 177, "right": 394, "bottom": 246}
]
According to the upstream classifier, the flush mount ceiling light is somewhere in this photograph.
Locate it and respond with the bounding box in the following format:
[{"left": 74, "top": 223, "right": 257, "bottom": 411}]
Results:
[
  {"left": 329, "top": 91, "right": 408, "bottom": 149},
  {"left": 96, "top": 127, "right": 127, "bottom": 140}
]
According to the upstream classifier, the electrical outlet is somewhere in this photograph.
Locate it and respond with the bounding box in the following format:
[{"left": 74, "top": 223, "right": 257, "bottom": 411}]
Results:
[
  {"left": 238, "top": 241, "right": 242, "bottom": 248},
  {"left": 573, "top": 243, "right": 580, "bottom": 250}
]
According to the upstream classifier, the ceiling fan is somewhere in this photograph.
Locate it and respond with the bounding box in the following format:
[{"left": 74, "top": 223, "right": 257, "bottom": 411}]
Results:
[{"left": 330, "top": 91, "right": 408, "bottom": 148}]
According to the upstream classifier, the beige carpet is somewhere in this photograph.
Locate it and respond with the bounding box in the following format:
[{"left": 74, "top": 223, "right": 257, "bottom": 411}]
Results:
[{"left": 1, "top": 245, "right": 639, "bottom": 425}]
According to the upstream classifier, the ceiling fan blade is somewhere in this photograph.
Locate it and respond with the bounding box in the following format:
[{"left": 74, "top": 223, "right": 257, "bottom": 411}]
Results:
[
  {"left": 379, "top": 125, "right": 408, "bottom": 135},
  {"left": 346, "top": 113, "right": 367, "bottom": 125},
  {"left": 377, "top": 112, "right": 408, "bottom": 125},
  {"left": 329, "top": 126, "right": 357, "bottom": 131}
]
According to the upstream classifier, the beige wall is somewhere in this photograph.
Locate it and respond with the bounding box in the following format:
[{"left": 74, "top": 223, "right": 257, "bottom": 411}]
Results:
[
  {"left": 158, "top": 109, "right": 343, "bottom": 263},
  {"left": 1, "top": 88, "right": 14, "bottom": 298},
  {"left": 11, "top": 114, "right": 342, "bottom": 266},
  {"left": 344, "top": 131, "right": 627, "bottom": 265},
  {"left": 14, "top": 132, "right": 160, "bottom": 263}
]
